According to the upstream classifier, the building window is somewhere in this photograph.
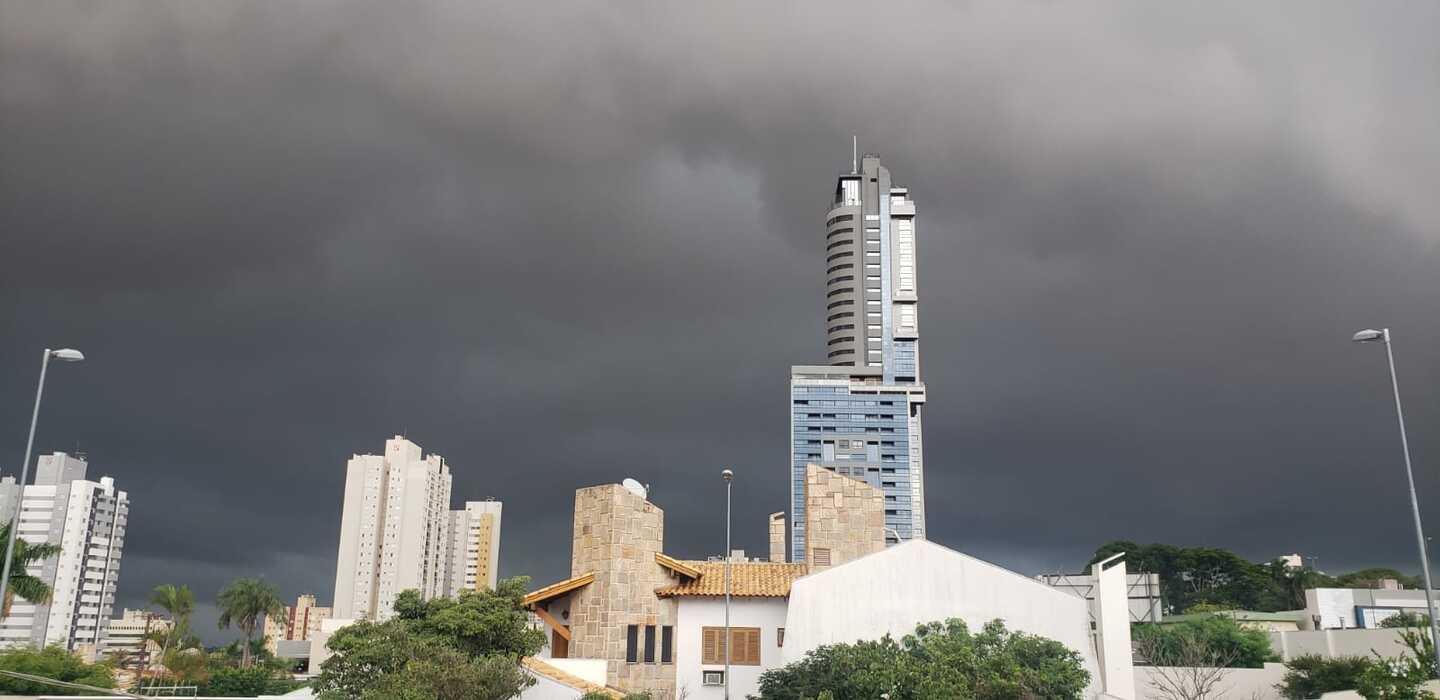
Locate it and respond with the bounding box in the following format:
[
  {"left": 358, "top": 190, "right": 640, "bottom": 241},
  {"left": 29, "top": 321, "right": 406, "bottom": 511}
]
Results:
[
  {"left": 626, "top": 624, "right": 639, "bottom": 663},
  {"left": 644, "top": 624, "right": 656, "bottom": 663},
  {"left": 777, "top": 627, "right": 785, "bottom": 647},
  {"left": 702, "top": 627, "right": 763, "bottom": 666},
  {"left": 661, "top": 625, "right": 674, "bottom": 663}
]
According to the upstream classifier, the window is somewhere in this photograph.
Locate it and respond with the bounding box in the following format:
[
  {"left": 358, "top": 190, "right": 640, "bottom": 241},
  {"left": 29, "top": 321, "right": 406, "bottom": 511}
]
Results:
[
  {"left": 777, "top": 628, "right": 785, "bottom": 647},
  {"left": 661, "top": 625, "right": 674, "bottom": 663},
  {"left": 703, "top": 670, "right": 725, "bottom": 686},
  {"left": 625, "top": 624, "right": 639, "bottom": 663},
  {"left": 702, "top": 627, "right": 763, "bottom": 665},
  {"left": 644, "top": 624, "right": 656, "bottom": 663}
]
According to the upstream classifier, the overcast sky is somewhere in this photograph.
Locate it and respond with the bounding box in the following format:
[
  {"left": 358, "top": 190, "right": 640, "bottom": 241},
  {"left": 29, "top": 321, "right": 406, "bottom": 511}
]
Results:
[{"left": 2, "top": 1, "right": 1439, "bottom": 644}]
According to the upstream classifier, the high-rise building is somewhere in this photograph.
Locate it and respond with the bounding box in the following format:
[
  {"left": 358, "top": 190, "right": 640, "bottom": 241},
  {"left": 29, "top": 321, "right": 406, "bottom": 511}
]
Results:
[
  {"left": 262, "top": 593, "right": 332, "bottom": 654},
  {"left": 100, "top": 608, "right": 171, "bottom": 668},
  {"left": 332, "top": 436, "right": 452, "bottom": 621},
  {"left": 0, "top": 452, "right": 128, "bottom": 656},
  {"left": 790, "top": 152, "right": 928, "bottom": 563},
  {"left": 440, "top": 500, "right": 503, "bottom": 596}
]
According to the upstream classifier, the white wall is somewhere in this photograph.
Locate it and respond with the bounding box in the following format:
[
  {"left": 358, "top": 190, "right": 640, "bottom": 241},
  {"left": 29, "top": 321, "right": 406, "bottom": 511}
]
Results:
[
  {"left": 1135, "top": 663, "right": 1287, "bottom": 700},
  {"left": 784, "top": 540, "right": 1099, "bottom": 694},
  {"left": 517, "top": 672, "right": 589, "bottom": 700},
  {"left": 676, "top": 597, "right": 788, "bottom": 700},
  {"left": 1269, "top": 627, "right": 1417, "bottom": 661}
]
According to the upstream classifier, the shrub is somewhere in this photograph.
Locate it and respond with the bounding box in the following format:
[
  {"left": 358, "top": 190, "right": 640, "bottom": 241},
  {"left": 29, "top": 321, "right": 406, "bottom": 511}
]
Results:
[{"left": 1277, "top": 655, "right": 1375, "bottom": 699}]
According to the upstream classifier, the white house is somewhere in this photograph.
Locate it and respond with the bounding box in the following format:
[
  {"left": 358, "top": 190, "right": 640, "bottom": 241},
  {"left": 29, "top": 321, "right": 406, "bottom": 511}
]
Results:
[{"left": 661, "top": 560, "right": 805, "bottom": 700}]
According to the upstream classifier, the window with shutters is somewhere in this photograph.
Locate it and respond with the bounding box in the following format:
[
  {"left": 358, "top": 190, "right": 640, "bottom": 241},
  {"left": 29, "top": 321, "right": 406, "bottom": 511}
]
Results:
[{"left": 701, "top": 627, "right": 762, "bottom": 665}]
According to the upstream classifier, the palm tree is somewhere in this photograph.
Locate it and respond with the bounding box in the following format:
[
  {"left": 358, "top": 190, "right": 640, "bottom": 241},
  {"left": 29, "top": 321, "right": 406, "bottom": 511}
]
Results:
[
  {"left": 0, "top": 522, "right": 61, "bottom": 617},
  {"left": 216, "top": 578, "right": 282, "bottom": 668},
  {"left": 146, "top": 585, "right": 195, "bottom": 686}
]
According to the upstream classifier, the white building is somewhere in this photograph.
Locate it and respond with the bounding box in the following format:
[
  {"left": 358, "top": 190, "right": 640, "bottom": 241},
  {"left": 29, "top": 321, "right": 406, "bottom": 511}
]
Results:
[
  {"left": 1306, "top": 587, "right": 1438, "bottom": 629},
  {"left": 331, "top": 436, "right": 452, "bottom": 621},
  {"left": 441, "top": 500, "right": 503, "bottom": 595},
  {"left": 0, "top": 452, "right": 128, "bottom": 656},
  {"left": 665, "top": 560, "right": 798, "bottom": 700}
]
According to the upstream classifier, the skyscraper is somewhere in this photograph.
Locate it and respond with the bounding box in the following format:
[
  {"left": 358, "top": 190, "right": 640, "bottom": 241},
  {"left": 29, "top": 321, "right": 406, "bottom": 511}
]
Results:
[
  {"left": 332, "top": 436, "right": 452, "bottom": 620},
  {"left": 440, "top": 500, "right": 502, "bottom": 595},
  {"left": 789, "top": 152, "right": 927, "bottom": 564},
  {"left": 0, "top": 452, "right": 128, "bottom": 657}
]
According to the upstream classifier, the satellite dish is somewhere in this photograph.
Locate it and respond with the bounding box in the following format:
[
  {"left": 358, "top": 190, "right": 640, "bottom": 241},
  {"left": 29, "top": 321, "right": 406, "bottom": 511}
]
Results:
[{"left": 622, "top": 478, "right": 649, "bottom": 500}]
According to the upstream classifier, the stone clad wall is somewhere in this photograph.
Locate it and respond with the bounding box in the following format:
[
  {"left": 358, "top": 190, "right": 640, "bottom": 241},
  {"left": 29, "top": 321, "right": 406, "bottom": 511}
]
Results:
[
  {"left": 804, "top": 464, "right": 885, "bottom": 571},
  {"left": 769, "top": 512, "right": 786, "bottom": 563},
  {"left": 569, "top": 484, "right": 677, "bottom": 697}
]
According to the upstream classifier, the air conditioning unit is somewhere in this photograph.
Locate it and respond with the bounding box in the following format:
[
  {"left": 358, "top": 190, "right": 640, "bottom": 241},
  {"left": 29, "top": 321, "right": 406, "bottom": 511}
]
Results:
[{"left": 702, "top": 670, "right": 725, "bottom": 686}]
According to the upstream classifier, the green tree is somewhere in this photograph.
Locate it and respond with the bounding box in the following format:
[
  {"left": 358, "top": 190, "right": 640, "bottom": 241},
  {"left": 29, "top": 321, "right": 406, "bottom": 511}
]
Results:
[
  {"left": 314, "top": 576, "right": 545, "bottom": 700},
  {"left": 0, "top": 645, "right": 114, "bottom": 695},
  {"left": 1382, "top": 612, "right": 1433, "bottom": 629},
  {"left": 216, "top": 578, "right": 283, "bottom": 668},
  {"left": 0, "top": 522, "right": 62, "bottom": 616},
  {"left": 1277, "top": 655, "right": 1376, "bottom": 699},
  {"left": 755, "top": 618, "right": 1089, "bottom": 699},
  {"left": 1356, "top": 628, "right": 1438, "bottom": 699},
  {"left": 1087, "top": 542, "right": 1337, "bottom": 613},
  {"left": 1133, "top": 615, "right": 1276, "bottom": 669},
  {"left": 1337, "top": 568, "right": 1424, "bottom": 591}
]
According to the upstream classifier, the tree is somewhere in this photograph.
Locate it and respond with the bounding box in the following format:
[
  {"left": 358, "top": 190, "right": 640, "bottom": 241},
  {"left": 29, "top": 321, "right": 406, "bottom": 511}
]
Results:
[
  {"left": 0, "top": 522, "right": 62, "bottom": 616},
  {"left": 314, "top": 576, "right": 545, "bottom": 700},
  {"left": 1356, "top": 628, "right": 1438, "bottom": 700},
  {"left": 148, "top": 584, "right": 196, "bottom": 683},
  {"left": 755, "top": 618, "right": 1090, "bottom": 699},
  {"left": 216, "top": 578, "right": 283, "bottom": 669},
  {"left": 1382, "top": 612, "right": 1432, "bottom": 629},
  {"left": 1136, "top": 632, "right": 1239, "bottom": 700},
  {"left": 1336, "top": 568, "right": 1424, "bottom": 591},
  {"left": 1133, "top": 616, "right": 1275, "bottom": 669},
  {"left": 1087, "top": 542, "right": 1339, "bottom": 613},
  {"left": 1277, "top": 655, "right": 1375, "bottom": 700},
  {"left": 0, "top": 645, "right": 115, "bottom": 695}
]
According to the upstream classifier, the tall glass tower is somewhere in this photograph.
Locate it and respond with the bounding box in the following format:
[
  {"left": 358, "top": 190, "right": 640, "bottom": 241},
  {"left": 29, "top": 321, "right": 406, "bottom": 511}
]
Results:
[{"left": 789, "top": 152, "right": 927, "bottom": 563}]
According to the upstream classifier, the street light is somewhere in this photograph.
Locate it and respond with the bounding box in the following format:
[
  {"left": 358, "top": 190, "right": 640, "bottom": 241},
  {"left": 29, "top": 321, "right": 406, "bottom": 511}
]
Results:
[
  {"left": 1353, "top": 328, "right": 1440, "bottom": 672},
  {"left": 721, "top": 468, "right": 733, "bottom": 700},
  {"left": 0, "top": 348, "right": 85, "bottom": 618}
]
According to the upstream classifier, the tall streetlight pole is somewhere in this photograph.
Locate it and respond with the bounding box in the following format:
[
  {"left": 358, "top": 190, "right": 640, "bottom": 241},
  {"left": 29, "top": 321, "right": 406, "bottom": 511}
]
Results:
[
  {"left": 721, "top": 468, "right": 733, "bottom": 700},
  {"left": 0, "top": 348, "right": 85, "bottom": 616},
  {"left": 1353, "top": 328, "right": 1440, "bottom": 673}
]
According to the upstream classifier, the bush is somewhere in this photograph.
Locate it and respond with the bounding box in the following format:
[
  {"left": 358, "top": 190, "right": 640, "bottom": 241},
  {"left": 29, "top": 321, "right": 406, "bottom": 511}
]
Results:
[
  {"left": 756, "top": 618, "right": 1089, "bottom": 699},
  {"left": 1277, "top": 655, "right": 1375, "bottom": 699},
  {"left": 1134, "top": 615, "right": 1276, "bottom": 669},
  {"left": 0, "top": 646, "right": 115, "bottom": 695},
  {"left": 200, "top": 665, "right": 304, "bottom": 696},
  {"left": 1380, "top": 612, "right": 1432, "bottom": 629}
]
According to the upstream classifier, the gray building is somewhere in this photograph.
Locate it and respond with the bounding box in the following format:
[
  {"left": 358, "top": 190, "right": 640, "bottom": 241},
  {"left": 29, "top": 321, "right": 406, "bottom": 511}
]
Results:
[{"left": 790, "top": 151, "right": 927, "bottom": 562}]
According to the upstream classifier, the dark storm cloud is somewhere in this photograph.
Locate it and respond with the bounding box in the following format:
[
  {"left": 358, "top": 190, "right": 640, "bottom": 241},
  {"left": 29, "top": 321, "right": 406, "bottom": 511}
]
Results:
[{"left": 2, "top": 1, "right": 1438, "bottom": 642}]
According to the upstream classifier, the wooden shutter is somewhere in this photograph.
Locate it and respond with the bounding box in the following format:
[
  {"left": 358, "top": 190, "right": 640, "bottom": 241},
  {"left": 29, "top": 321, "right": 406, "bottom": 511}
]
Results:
[{"left": 701, "top": 627, "right": 718, "bottom": 665}]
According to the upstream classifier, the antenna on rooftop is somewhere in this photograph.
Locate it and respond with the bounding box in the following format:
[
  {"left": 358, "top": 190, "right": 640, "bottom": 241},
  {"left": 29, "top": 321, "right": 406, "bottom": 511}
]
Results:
[
  {"left": 622, "top": 478, "right": 649, "bottom": 501},
  {"left": 852, "top": 135, "right": 858, "bottom": 174}
]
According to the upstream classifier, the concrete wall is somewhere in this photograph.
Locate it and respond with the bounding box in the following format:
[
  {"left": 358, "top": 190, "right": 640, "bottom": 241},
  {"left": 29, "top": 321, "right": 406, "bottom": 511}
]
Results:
[
  {"left": 1135, "top": 663, "right": 1287, "bottom": 700},
  {"left": 569, "top": 484, "right": 677, "bottom": 696},
  {"left": 675, "top": 597, "right": 788, "bottom": 700},
  {"left": 1269, "top": 627, "right": 1416, "bottom": 661},
  {"left": 802, "top": 465, "right": 884, "bottom": 571},
  {"left": 784, "top": 540, "right": 1100, "bottom": 695}
]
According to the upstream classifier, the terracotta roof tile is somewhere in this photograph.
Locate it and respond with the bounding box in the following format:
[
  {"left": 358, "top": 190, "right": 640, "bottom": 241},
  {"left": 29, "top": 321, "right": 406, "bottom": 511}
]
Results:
[
  {"left": 522, "top": 572, "right": 595, "bottom": 608},
  {"left": 655, "top": 560, "right": 808, "bottom": 598}
]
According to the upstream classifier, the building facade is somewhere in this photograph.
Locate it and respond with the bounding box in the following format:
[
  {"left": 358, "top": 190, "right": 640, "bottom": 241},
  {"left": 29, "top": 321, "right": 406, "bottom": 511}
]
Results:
[
  {"left": 332, "top": 436, "right": 453, "bottom": 621},
  {"left": 100, "top": 608, "right": 171, "bottom": 668},
  {"left": 0, "top": 452, "right": 127, "bottom": 655},
  {"left": 801, "top": 465, "right": 885, "bottom": 572},
  {"left": 262, "top": 593, "right": 332, "bottom": 654},
  {"left": 790, "top": 152, "right": 927, "bottom": 562},
  {"left": 441, "top": 500, "right": 503, "bottom": 596}
]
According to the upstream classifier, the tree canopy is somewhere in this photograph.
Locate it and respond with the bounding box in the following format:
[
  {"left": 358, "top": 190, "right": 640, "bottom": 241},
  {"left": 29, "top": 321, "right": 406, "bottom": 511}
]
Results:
[
  {"left": 0, "top": 646, "right": 114, "bottom": 695},
  {"left": 314, "top": 577, "right": 545, "bottom": 700},
  {"left": 755, "top": 618, "right": 1090, "bottom": 700},
  {"left": 1132, "top": 615, "right": 1276, "bottom": 669}
]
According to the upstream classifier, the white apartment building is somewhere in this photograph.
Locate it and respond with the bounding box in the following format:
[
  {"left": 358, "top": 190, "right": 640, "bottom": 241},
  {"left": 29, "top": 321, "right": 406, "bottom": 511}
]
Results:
[
  {"left": 441, "top": 500, "right": 503, "bottom": 595},
  {"left": 332, "top": 436, "right": 452, "bottom": 620},
  {"left": 0, "top": 452, "right": 127, "bottom": 656}
]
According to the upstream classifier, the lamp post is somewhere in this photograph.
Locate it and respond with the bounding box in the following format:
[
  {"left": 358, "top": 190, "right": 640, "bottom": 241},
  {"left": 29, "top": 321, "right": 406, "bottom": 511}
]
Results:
[
  {"left": 721, "top": 468, "right": 733, "bottom": 700},
  {"left": 0, "top": 348, "right": 85, "bottom": 617},
  {"left": 1352, "top": 328, "right": 1440, "bottom": 672}
]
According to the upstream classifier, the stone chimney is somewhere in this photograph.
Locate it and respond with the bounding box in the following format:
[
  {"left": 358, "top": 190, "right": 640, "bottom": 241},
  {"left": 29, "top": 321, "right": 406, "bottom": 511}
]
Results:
[
  {"left": 769, "top": 512, "right": 786, "bottom": 563},
  {"left": 803, "top": 464, "right": 885, "bottom": 571}
]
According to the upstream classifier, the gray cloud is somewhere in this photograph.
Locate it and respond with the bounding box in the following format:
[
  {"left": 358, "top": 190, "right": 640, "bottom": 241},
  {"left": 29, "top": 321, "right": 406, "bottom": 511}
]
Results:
[{"left": 2, "top": 0, "right": 1438, "bottom": 643}]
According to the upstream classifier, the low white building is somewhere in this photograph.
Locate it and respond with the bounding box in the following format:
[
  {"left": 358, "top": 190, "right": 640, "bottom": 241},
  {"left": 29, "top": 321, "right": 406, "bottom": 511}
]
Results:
[{"left": 1306, "top": 587, "right": 1437, "bottom": 629}]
